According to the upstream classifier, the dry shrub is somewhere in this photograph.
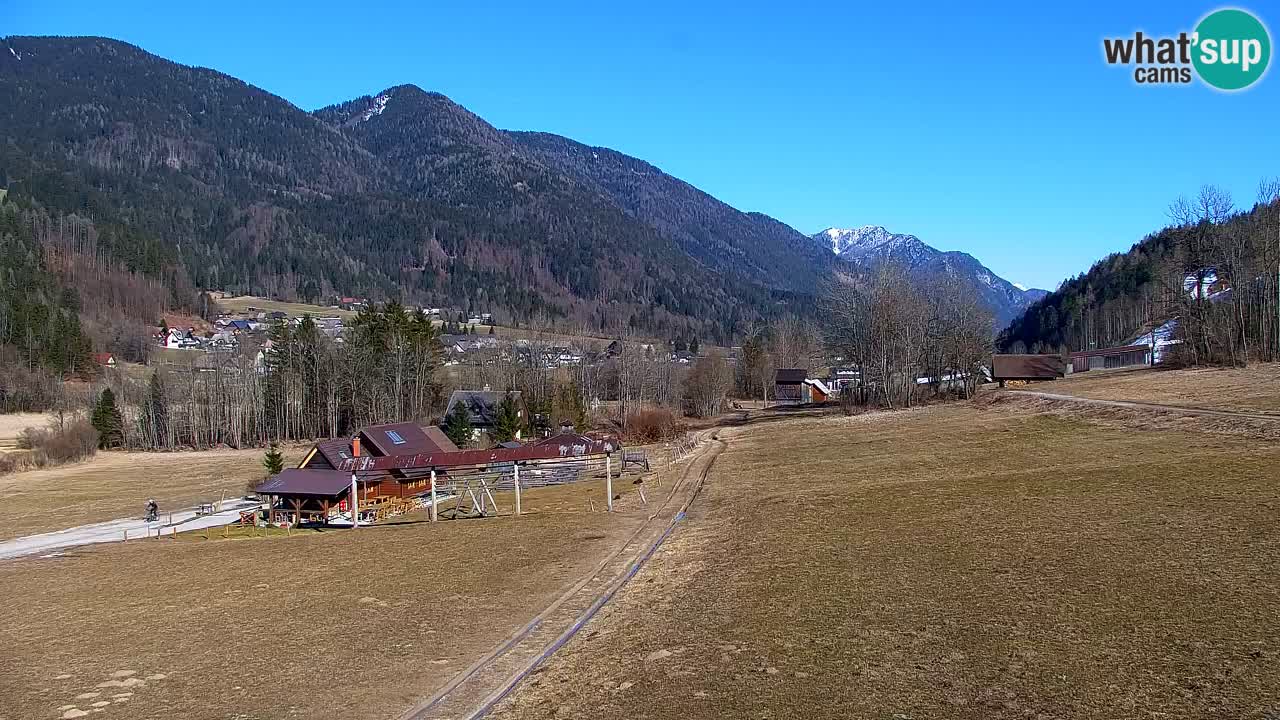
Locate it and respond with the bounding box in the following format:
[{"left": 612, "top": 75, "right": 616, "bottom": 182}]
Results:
[
  {"left": 625, "top": 406, "right": 681, "bottom": 443},
  {"left": 13, "top": 419, "right": 99, "bottom": 470}
]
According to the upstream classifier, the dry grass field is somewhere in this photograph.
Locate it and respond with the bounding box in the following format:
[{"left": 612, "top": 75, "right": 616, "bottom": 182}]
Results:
[
  {"left": 1050, "top": 363, "right": 1280, "bottom": 415},
  {"left": 490, "top": 401, "right": 1280, "bottom": 719},
  {"left": 0, "top": 412, "right": 55, "bottom": 452},
  {"left": 213, "top": 294, "right": 358, "bottom": 321},
  {"left": 0, "top": 446, "right": 305, "bottom": 541},
  {"left": 0, "top": 508, "right": 648, "bottom": 720}
]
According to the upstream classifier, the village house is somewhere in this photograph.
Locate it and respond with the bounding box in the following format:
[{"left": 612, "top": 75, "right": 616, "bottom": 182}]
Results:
[
  {"left": 446, "top": 389, "right": 524, "bottom": 441},
  {"left": 92, "top": 352, "right": 116, "bottom": 368}
]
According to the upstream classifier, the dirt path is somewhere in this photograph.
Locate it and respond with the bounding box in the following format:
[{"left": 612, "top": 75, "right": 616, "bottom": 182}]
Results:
[
  {"left": 400, "top": 427, "right": 727, "bottom": 720},
  {"left": 1010, "top": 389, "right": 1280, "bottom": 421}
]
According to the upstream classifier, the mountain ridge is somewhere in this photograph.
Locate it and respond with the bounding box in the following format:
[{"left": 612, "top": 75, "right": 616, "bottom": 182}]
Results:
[{"left": 1, "top": 35, "right": 1046, "bottom": 341}]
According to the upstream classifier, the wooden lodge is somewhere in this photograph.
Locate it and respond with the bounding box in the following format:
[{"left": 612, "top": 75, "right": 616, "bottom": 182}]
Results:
[
  {"left": 296, "top": 422, "right": 458, "bottom": 500},
  {"left": 255, "top": 424, "right": 622, "bottom": 526}
]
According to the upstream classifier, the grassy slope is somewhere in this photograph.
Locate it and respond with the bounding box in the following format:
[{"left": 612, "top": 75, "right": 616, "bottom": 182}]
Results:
[
  {"left": 491, "top": 401, "right": 1280, "bottom": 719},
  {"left": 1050, "top": 363, "right": 1280, "bottom": 415}
]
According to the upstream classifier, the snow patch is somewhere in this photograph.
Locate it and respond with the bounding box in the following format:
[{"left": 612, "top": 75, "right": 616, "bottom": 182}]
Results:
[
  {"left": 7, "top": 46, "right": 19, "bottom": 61},
  {"left": 358, "top": 92, "right": 393, "bottom": 123},
  {"left": 1012, "top": 282, "right": 1027, "bottom": 291}
]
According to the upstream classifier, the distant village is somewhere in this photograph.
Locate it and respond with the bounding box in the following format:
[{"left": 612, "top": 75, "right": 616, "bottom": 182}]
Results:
[{"left": 144, "top": 294, "right": 706, "bottom": 374}]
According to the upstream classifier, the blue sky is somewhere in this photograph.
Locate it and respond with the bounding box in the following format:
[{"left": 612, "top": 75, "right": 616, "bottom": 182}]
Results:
[{"left": 9, "top": 0, "right": 1279, "bottom": 290}]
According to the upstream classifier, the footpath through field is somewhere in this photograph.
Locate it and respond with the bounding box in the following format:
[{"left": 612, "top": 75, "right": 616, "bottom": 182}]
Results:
[
  {"left": 0, "top": 498, "right": 261, "bottom": 560},
  {"left": 1009, "top": 389, "right": 1280, "bottom": 421}
]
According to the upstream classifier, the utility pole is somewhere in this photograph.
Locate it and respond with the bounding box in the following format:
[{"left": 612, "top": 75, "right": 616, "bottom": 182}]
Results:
[
  {"left": 430, "top": 469, "right": 438, "bottom": 522},
  {"left": 350, "top": 437, "right": 361, "bottom": 529},
  {"left": 513, "top": 463, "right": 521, "bottom": 516}
]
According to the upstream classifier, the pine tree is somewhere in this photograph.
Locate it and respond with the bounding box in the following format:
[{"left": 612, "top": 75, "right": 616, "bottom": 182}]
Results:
[
  {"left": 91, "top": 387, "right": 123, "bottom": 449},
  {"left": 147, "top": 371, "right": 169, "bottom": 446},
  {"left": 443, "top": 402, "right": 472, "bottom": 448},
  {"left": 263, "top": 443, "right": 285, "bottom": 476},
  {"left": 491, "top": 393, "right": 522, "bottom": 443}
]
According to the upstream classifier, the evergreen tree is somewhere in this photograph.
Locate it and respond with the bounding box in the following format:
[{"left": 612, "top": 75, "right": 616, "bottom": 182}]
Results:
[
  {"left": 488, "top": 325, "right": 495, "bottom": 335},
  {"left": 147, "top": 371, "right": 169, "bottom": 446},
  {"left": 491, "top": 393, "right": 522, "bottom": 443},
  {"left": 443, "top": 402, "right": 472, "bottom": 448},
  {"left": 263, "top": 443, "right": 285, "bottom": 476},
  {"left": 91, "top": 387, "right": 124, "bottom": 449},
  {"left": 689, "top": 336, "right": 700, "bottom": 355}
]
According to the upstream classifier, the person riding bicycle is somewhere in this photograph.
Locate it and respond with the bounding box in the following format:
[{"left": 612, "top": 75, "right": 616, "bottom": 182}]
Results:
[{"left": 144, "top": 498, "right": 158, "bottom": 522}]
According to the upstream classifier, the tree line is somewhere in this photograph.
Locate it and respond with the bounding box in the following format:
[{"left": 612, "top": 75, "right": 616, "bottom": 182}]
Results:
[
  {"left": 89, "top": 302, "right": 444, "bottom": 449},
  {"left": 1000, "top": 184, "right": 1280, "bottom": 367}
]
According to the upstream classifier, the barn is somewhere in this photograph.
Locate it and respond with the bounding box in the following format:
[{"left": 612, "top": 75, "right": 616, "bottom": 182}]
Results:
[
  {"left": 1070, "top": 344, "right": 1152, "bottom": 372},
  {"left": 991, "top": 354, "right": 1067, "bottom": 386}
]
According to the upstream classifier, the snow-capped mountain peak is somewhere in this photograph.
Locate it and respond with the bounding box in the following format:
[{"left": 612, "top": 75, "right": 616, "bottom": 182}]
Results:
[
  {"left": 816, "top": 226, "right": 931, "bottom": 262},
  {"left": 811, "top": 224, "right": 1051, "bottom": 327}
]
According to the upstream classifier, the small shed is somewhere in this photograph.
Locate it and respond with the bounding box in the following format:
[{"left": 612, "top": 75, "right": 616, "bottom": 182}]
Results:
[{"left": 774, "top": 369, "right": 808, "bottom": 403}]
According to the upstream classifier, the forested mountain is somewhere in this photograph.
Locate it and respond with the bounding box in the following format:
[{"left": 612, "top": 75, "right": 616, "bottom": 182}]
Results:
[
  {"left": 0, "top": 36, "right": 838, "bottom": 345},
  {"left": 510, "top": 131, "right": 842, "bottom": 296},
  {"left": 998, "top": 187, "right": 1280, "bottom": 366},
  {"left": 813, "top": 226, "right": 1046, "bottom": 326}
]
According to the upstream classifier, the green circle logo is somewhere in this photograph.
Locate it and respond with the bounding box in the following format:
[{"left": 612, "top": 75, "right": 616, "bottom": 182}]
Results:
[{"left": 1193, "top": 8, "right": 1271, "bottom": 90}]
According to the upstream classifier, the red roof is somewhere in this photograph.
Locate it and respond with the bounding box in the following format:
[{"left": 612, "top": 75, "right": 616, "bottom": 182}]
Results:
[
  {"left": 335, "top": 436, "right": 620, "bottom": 473},
  {"left": 359, "top": 422, "right": 454, "bottom": 456},
  {"left": 92, "top": 353, "right": 115, "bottom": 365}
]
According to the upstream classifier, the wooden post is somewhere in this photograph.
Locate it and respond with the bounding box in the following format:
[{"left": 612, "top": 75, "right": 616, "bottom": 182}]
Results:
[
  {"left": 513, "top": 463, "right": 521, "bottom": 517},
  {"left": 430, "top": 470, "right": 438, "bottom": 523},
  {"left": 219, "top": 490, "right": 225, "bottom": 513},
  {"left": 638, "top": 486, "right": 647, "bottom": 505},
  {"left": 123, "top": 529, "right": 128, "bottom": 542},
  {"left": 606, "top": 454, "right": 613, "bottom": 513}
]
